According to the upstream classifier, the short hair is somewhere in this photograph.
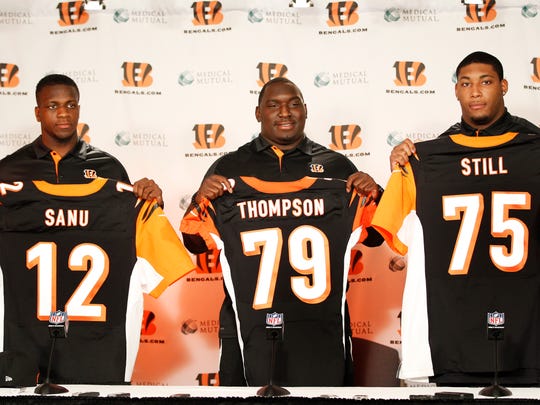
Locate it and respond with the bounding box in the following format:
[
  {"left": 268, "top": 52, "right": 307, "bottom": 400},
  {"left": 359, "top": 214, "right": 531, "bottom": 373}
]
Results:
[
  {"left": 35, "top": 74, "right": 80, "bottom": 103},
  {"left": 456, "top": 51, "right": 504, "bottom": 80},
  {"left": 258, "top": 77, "right": 304, "bottom": 106}
]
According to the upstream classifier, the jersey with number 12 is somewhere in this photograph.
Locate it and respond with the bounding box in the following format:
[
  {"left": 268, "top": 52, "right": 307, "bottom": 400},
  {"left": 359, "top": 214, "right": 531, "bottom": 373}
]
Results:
[{"left": 0, "top": 178, "right": 195, "bottom": 384}]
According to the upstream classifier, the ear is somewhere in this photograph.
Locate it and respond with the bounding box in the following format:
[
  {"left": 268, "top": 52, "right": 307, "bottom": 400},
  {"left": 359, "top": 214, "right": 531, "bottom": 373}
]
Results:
[
  {"left": 34, "top": 106, "right": 41, "bottom": 122},
  {"left": 255, "top": 106, "right": 261, "bottom": 122},
  {"left": 501, "top": 78, "right": 508, "bottom": 96}
]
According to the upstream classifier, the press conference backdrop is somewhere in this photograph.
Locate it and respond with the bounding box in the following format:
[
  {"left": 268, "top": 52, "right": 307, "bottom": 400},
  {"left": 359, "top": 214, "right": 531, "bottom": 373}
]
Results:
[{"left": 0, "top": 0, "right": 539, "bottom": 387}]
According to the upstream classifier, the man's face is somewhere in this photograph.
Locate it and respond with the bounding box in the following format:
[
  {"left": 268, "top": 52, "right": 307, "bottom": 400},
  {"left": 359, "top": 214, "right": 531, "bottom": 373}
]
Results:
[
  {"left": 455, "top": 62, "right": 508, "bottom": 130},
  {"left": 35, "top": 84, "right": 80, "bottom": 145},
  {"left": 255, "top": 81, "right": 307, "bottom": 150}
]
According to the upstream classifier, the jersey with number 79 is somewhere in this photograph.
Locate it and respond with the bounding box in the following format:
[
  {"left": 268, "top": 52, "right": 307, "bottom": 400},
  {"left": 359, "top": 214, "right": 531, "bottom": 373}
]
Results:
[
  {"left": 372, "top": 132, "right": 540, "bottom": 385},
  {"left": 181, "top": 176, "right": 376, "bottom": 386},
  {"left": 0, "top": 178, "right": 195, "bottom": 384}
]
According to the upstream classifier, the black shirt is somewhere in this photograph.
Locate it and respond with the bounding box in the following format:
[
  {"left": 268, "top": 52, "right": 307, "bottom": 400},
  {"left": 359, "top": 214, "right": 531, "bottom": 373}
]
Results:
[
  {"left": 184, "top": 135, "right": 383, "bottom": 251},
  {"left": 440, "top": 109, "right": 540, "bottom": 137},
  {"left": 0, "top": 136, "right": 130, "bottom": 183}
]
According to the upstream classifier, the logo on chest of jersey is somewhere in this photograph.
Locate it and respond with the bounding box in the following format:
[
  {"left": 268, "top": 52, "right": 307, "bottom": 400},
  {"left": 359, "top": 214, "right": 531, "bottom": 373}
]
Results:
[
  {"left": 309, "top": 163, "right": 324, "bottom": 173},
  {"left": 83, "top": 169, "right": 97, "bottom": 179}
]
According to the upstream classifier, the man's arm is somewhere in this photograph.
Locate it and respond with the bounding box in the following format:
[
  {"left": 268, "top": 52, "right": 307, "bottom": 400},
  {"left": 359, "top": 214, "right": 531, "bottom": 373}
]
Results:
[
  {"left": 181, "top": 174, "right": 233, "bottom": 254},
  {"left": 390, "top": 139, "right": 416, "bottom": 171},
  {"left": 132, "top": 177, "right": 163, "bottom": 207}
]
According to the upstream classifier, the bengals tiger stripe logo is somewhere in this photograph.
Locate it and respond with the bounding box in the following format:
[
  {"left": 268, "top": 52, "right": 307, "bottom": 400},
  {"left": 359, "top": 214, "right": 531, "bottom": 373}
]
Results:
[
  {"left": 326, "top": 1, "right": 359, "bottom": 27},
  {"left": 256, "top": 63, "right": 288, "bottom": 87},
  {"left": 77, "top": 123, "right": 91, "bottom": 143},
  {"left": 57, "top": 1, "right": 89, "bottom": 26},
  {"left": 196, "top": 373, "right": 219, "bottom": 386},
  {"left": 192, "top": 124, "right": 226, "bottom": 149},
  {"left": 531, "top": 57, "right": 540, "bottom": 83},
  {"left": 191, "top": 1, "right": 224, "bottom": 25},
  {"left": 0, "top": 64, "right": 19, "bottom": 88},
  {"left": 329, "top": 124, "right": 362, "bottom": 151},
  {"left": 196, "top": 250, "right": 222, "bottom": 274},
  {"left": 463, "top": 0, "right": 497, "bottom": 23},
  {"left": 121, "top": 62, "right": 153, "bottom": 87},
  {"left": 141, "top": 310, "right": 157, "bottom": 335},
  {"left": 393, "top": 61, "right": 427, "bottom": 87},
  {"left": 348, "top": 248, "right": 364, "bottom": 275}
]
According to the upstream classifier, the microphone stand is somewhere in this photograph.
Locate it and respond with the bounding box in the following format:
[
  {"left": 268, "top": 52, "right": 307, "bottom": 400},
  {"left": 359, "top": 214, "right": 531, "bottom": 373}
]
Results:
[
  {"left": 479, "top": 315, "right": 511, "bottom": 398},
  {"left": 34, "top": 336, "right": 68, "bottom": 394},
  {"left": 257, "top": 329, "right": 289, "bottom": 397}
]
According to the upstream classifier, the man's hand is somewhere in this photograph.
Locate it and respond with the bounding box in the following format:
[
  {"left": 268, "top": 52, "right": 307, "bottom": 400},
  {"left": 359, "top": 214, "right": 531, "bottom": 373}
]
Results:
[
  {"left": 346, "top": 171, "right": 380, "bottom": 201},
  {"left": 132, "top": 177, "right": 163, "bottom": 207},
  {"left": 193, "top": 175, "right": 233, "bottom": 204},
  {"left": 390, "top": 139, "right": 416, "bottom": 171}
]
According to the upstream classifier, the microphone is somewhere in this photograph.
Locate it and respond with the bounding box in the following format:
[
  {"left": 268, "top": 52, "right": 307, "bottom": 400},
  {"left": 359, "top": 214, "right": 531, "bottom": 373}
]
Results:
[
  {"left": 265, "top": 312, "right": 284, "bottom": 341},
  {"left": 486, "top": 311, "right": 504, "bottom": 340},
  {"left": 48, "top": 310, "right": 69, "bottom": 339}
]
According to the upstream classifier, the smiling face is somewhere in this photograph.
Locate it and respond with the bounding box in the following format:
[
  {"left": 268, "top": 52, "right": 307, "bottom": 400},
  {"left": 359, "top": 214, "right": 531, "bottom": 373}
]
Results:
[
  {"left": 455, "top": 62, "right": 508, "bottom": 130},
  {"left": 255, "top": 80, "right": 307, "bottom": 150},
  {"left": 35, "top": 83, "right": 80, "bottom": 152}
]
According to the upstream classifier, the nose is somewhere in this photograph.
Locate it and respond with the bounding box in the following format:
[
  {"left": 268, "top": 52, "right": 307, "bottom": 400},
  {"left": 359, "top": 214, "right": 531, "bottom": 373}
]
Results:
[
  {"left": 470, "top": 83, "right": 482, "bottom": 97},
  {"left": 278, "top": 104, "right": 291, "bottom": 117}
]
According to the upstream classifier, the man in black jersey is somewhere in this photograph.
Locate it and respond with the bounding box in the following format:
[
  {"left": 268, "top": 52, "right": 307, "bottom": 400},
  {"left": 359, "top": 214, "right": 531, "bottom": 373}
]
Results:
[
  {"left": 0, "top": 74, "right": 163, "bottom": 204},
  {"left": 390, "top": 51, "right": 540, "bottom": 168},
  {"left": 182, "top": 77, "right": 383, "bottom": 387},
  {"left": 381, "top": 51, "right": 540, "bottom": 386}
]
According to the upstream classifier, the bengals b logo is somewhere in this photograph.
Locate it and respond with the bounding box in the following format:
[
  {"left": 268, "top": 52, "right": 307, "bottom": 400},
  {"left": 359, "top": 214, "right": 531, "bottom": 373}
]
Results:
[
  {"left": 349, "top": 248, "right": 364, "bottom": 275},
  {"left": 393, "top": 61, "right": 427, "bottom": 86},
  {"left": 532, "top": 58, "right": 540, "bottom": 83},
  {"left": 462, "top": 0, "right": 497, "bottom": 23},
  {"left": 77, "top": 123, "right": 91, "bottom": 143},
  {"left": 256, "top": 63, "right": 288, "bottom": 87},
  {"left": 0, "top": 64, "right": 19, "bottom": 88},
  {"left": 141, "top": 310, "right": 157, "bottom": 335},
  {"left": 326, "top": 1, "right": 359, "bottom": 27},
  {"left": 121, "top": 62, "right": 153, "bottom": 87},
  {"left": 196, "top": 373, "right": 220, "bottom": 386},
  {"left": 329, "top": 124, "right": 362, "bottom": 150},
  {"left": 193, "top": 124, "right": 226, "bottom": 149},
  {"left": 196, "top": 250, "right": 222, "bottom": 274},
  {"left": 57, "top": 1, "right": 89, "bottom": 26},
  {"left": 191, "top": 1, "right": 224, "bottom": 25}
]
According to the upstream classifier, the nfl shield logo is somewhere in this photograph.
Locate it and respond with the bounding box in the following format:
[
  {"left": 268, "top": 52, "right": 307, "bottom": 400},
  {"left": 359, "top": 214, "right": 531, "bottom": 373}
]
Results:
[
  {"left": 266, "top": 312, "right": 284, "bottom": 327},
  {"left": 487, "top": 311, "right": 505, "bottom": 327}
]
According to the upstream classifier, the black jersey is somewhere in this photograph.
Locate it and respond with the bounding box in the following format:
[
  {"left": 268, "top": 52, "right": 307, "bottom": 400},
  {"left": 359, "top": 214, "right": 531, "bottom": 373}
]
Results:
[
  {"left": 0, "top": 178, "right": 195, "bottom": 384},
  {"left": 182, "top": 176, "right": 376, "bottom": 386},
  {"left": 372, "top": 132, "right": 540, "bottom": 385}
]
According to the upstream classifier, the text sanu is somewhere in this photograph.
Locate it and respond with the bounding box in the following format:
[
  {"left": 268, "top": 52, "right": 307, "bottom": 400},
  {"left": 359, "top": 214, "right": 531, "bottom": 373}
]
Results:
[
  {"left": 44, "top": 209, "right": 89, "bottom": 227},
  {"left": 461, "top": 156, "right": 508, "bottom": 176},
  {"left": 237, "top": 198, "right": 324, "bottom": 219}
]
